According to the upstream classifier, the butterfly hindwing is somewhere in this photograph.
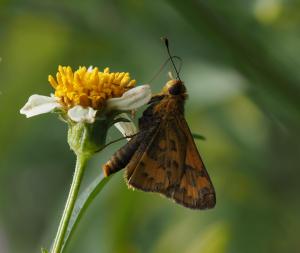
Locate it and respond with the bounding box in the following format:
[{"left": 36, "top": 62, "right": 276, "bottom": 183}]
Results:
[
  {"left": 126, "top": 122, "right": 169, "bottom": 191},
  {"left": 125, "top": 126, "right": 160, "bottom": 181},
  {"left": 103, "top": 95, "right": 165, "bottom": 177}
]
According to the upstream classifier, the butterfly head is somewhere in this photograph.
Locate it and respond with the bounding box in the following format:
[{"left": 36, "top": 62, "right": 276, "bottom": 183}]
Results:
[{"left": 163, "top": 78, "right": 186, "bottom": 96}]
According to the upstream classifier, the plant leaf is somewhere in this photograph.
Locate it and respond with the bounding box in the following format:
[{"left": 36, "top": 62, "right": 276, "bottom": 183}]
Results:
[
  {"left": 61, "top": 173, "right": 112, "bottom": 251},
  {"left": 192, "top": 133, "right": 206, "bottom": 141}
]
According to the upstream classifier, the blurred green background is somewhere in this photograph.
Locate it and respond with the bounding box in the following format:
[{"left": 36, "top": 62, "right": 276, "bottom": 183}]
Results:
[{"left": 1, "top": 0, "right": 300, "bottom": 252}]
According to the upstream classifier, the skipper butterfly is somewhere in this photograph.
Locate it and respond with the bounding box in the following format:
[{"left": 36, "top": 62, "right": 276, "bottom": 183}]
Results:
[{"left": 102, "top": 39, "right": 216, "bottom": 209}]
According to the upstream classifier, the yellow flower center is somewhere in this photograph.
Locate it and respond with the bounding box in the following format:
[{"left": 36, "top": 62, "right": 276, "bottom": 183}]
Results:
[{"left": 48, "top": 66, "right": 136, "bottom": 110}]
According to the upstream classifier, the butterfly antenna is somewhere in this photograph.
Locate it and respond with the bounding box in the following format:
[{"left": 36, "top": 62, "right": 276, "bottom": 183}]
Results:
[
  {"left": 162, "top": 37, "right": 181, "bottom": 81},
  {"left": 148, "top": 55, "right": 182, "bottom": 84}
]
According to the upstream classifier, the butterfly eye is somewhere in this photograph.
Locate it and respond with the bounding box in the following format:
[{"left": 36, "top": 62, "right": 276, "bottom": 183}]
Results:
[{"left": 168, "top": 81, "right": 183, "bottom": 95}]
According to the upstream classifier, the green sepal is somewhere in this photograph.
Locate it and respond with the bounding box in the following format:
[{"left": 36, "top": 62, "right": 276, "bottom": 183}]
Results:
[
  {"left": 67, "top": 118, "right": 109, "bottom": 157},
  {"left": 111, "top": 117, "right": 131, "bottom": 125},
  {"left": 67, "top": 111, "right": 129, "bottom": 156},
  {"left": 52, "top": 107, "right": 68, "bottom": 123}
]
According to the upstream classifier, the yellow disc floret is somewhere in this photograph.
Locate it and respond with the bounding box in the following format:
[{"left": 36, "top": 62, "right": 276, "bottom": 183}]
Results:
[{"left": 48, "top": 66, "right": 136, "bottom": 110}]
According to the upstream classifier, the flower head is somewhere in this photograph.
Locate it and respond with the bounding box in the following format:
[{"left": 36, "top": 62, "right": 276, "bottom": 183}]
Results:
[
  {"left": 48, "top": 66, "right": 136, "bottom": 110},
  {"left": 20, "top": 65, "right": 151, "bottom": 155},
  {"left": 20, "top": 65, "right": 151, "bottom": 123}
]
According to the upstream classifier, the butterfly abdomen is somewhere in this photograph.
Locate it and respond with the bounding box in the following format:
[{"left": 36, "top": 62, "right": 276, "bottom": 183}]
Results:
[{"left": 102, "top": 133, "right": 144, "bottom": 176}]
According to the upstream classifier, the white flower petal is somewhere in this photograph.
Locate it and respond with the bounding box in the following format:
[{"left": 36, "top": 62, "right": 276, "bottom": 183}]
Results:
[
  {"left": 20, "top": 94, "right": 61, "bottom": 118},
  {"left": 106, "top": 85, "right": 151, "bottom": 111},
  {"left": 114, "top": 113, "right": 137, "bottom": 140},
  {"left": 68, "top": 105, "right": 97, "bottom": 123}
]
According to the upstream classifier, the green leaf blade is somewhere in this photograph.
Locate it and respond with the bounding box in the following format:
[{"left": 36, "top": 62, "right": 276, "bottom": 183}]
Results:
[{"left": 62, "top": 173, "right": 112, "bottom": 252}]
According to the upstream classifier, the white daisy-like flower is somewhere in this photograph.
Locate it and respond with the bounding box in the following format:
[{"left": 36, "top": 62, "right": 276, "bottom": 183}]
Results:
[
  {"left": 20, "top": 94, "right": 62, "bottom": 118},
  {"left": 20, "top": 66, "right": 151, "bottom": 128}
]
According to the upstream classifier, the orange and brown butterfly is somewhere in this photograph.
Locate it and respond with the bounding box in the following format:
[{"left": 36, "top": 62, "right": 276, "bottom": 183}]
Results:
[{"left": 102, "top": 39, "right": 216, "bottom": 210}]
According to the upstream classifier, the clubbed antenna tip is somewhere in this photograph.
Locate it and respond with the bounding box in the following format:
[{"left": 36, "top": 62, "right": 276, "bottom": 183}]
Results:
[{"left": 161, "top": 37, "right": 181, "bottom": 80}]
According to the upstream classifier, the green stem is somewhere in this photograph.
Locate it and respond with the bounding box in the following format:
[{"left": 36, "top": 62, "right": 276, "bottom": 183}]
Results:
[{"left": 51, "top": 154, "right": 89, "bottom": 253}]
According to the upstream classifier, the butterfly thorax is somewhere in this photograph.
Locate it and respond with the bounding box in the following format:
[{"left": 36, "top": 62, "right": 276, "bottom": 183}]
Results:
[
  {"left": 153, "top": 96, "right": 185, "bottom": 117},
  {"left": 138, "top": 80, "right": 186, "bottom": 130},
  {"left": 155, "top": 79, "right": 186, "bottom": 116}
]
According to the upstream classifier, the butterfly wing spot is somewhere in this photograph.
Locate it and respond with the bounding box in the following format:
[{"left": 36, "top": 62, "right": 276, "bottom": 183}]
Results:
[
  {"left": 172, "top": 160, "right": 179, "bottom": 169},
  {"left": 166, "top": 159, "right": 171, "bottom": 168},
  {"left": 199, "top": 187, "right": 210, "bottom": 196},
  {"left": 169, "top": 139, "right": 177, "bottom": 151},
  {"left": 185, "top": 166, "right": 197, "bottom": 187},
  {"left": 139, "top": 161, "right": 146, "bottom": 168},
  {"left": 166, "top": 170, "right": 172, "bottom": 178},
  {"left": 159, "top": 140, "right": 167, "bottom": 150},
  {"left": 141, "top": 172, "right": 148, "bottom": 177}
]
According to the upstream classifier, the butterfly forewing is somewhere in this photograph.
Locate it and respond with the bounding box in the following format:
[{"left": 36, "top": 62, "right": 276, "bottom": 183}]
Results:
[
  {"left": 126, "top": 113, "right": 215, "bottom": 209},
  {"left": 172, "top": 115, "right": 216, "bottom": 209}
]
